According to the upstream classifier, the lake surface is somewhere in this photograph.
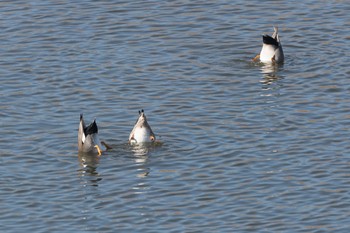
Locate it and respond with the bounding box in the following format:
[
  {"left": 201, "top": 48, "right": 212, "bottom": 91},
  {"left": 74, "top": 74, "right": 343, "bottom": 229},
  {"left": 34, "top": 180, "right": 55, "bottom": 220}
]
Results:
[{"left": 1, "top": 0, "right": 350, "bottom": 232}]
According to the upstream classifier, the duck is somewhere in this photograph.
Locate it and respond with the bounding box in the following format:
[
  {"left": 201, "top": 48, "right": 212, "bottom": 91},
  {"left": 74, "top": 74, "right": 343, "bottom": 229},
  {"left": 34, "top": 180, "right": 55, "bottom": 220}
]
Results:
[
  {"left": 78, "top": 114, "right": 111, "bottom": 155},
  {"left": 253, "top": 26, "right": 284, "bottom": 64},
  {"left": 129, "top": 109, "right": 156, "bottom": 144}
]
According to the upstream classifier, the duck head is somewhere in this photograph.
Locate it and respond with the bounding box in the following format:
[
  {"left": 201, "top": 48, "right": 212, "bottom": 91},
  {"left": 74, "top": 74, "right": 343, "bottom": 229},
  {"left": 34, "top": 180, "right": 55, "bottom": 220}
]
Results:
[{"left": 129, "top": 110, "right": 156, "bottom": 144}]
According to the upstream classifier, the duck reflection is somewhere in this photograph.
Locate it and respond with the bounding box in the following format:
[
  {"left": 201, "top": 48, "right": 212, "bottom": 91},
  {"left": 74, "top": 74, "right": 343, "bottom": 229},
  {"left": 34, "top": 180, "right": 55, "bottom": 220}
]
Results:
[
  {"left": 260, "top": 63, "right": 283, "bottom": 85},
  {"left": 129, "top": 144, "right": 152, "bottom": 216},
  {"left": 130, "top": 144, "right": 151, "bottom": 177},
  {"left": 78, "top": 151, "right": 102, "bottom": 186},
  {"left": 259, "top": 62, "right": 285, "bottom": 107}
]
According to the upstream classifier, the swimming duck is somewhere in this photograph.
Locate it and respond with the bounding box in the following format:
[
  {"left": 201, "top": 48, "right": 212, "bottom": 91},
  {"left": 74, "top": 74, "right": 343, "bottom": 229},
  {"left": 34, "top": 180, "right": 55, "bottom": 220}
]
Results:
[
  {"left": 129, "top": 110, "right": 156, "bottom": 144},
  {"left": 253, "top": 26, "right": 284, "bottom": 64},
  {"left": 78, "top": 114, "right": 110, "bottom": 155}
]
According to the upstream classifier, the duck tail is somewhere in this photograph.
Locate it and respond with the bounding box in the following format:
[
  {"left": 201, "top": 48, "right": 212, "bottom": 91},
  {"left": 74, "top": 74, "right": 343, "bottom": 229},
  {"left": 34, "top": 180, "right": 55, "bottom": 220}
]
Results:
[
  {"left": 85, "top": 119, "right": 98, "bottom": 135},
  {"left": 262, "top": 35, "right": 279, "bottom": 47}
]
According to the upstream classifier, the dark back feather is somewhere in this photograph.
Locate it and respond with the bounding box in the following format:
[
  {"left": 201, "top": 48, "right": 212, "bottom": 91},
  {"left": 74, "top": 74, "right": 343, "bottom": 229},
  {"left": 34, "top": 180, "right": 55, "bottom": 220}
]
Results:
[
  {"left": 84, "top": 120, "right": 98, "bottom": 135},
  {"left": 262, "top": 35, "right": 279, "bottom": 47}
]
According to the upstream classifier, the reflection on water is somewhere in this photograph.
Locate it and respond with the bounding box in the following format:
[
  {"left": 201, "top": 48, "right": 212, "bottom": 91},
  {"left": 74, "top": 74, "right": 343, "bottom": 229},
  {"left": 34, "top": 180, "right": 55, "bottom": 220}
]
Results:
[
  {"left": 130, "top": 144, "right": 152, "bottom": 220},
  {"left": 129, "top": 142, "right": 162, "bottom": 178},
  {"left": 260, "top": 63, "right": 284, "bottom": 85},
  {"left": 259, "top": 63, "right": 284, "bottom": 114},
  {"left": 78, "top": 152, "right": 102, "bottom": 186},
  {"left": 77, "top": 152, "right": 103, "bottom": 232},
  {"left": 131, "top": 144, "right": 151, "bottom": 157},
  {"left": 2, "top": 0, "right": 349, "bottom": 231},
  {"left": 130, "top": 144, "right": 151, "bottom": 178}
]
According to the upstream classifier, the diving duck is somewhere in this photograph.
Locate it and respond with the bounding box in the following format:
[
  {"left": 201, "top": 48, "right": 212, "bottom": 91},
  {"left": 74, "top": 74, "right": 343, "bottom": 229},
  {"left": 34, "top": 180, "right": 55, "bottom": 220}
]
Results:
[
  {"left": 78, "top": 114, "right": 110, "bottom": 155},
  {"left": 129, "top": 110, "right": 156, "bottom": 144},
  {"left": 253, "top": 26, "right": 284, "bottom": 64}
]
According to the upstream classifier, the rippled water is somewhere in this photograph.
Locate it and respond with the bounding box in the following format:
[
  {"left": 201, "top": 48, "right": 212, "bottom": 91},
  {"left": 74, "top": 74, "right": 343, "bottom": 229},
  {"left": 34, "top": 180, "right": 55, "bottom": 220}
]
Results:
[{"left": 1, "top": 1, "right": 350, "bottom": 232}]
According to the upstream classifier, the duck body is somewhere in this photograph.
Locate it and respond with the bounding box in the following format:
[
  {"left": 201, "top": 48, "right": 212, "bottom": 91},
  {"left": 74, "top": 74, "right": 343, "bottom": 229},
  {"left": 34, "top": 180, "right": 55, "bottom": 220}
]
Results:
[
  {"left": 259, "top": 26, "right": 284, "bottom": 63},
  {"left": 78, "top": 114, "right": 103, "bottom": 154},
  {"left": 129, "top": 110, "right": 156, "bottom": 144}
]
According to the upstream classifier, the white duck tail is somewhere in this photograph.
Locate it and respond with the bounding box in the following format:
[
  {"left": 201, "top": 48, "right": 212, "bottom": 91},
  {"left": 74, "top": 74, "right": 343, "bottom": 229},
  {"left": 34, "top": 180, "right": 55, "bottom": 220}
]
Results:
[
  {"left": 259, "top": 26, "right": 284, "bottom": 64},
  {"left": 129, "top": 109, "right": 156, "bottom": 144}
]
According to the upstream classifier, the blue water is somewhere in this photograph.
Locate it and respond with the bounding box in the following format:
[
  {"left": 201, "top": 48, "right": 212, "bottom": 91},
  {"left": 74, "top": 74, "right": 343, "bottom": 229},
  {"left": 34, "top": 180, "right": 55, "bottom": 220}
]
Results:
[{"left": 1, "top": 1, "right": 350, "bottom": 232}]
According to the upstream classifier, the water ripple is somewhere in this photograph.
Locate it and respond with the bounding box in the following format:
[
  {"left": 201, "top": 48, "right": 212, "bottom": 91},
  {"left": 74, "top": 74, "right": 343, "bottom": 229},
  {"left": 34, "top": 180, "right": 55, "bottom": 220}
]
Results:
[{"left": 1, "top": 0, "right": 350, "bottom": 232}]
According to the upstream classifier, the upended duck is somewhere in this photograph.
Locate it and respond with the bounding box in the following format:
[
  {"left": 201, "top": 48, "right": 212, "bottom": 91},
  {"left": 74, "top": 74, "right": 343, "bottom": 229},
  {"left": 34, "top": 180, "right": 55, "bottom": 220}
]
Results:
[
  {"left": 253, "top": 26, "right": 284, "bottom": 64},
  {"left": 78, "top": 114, "right": 110, "bottom": 155},
  {"left": 129, "top": 110, "right": 156, "bottom": 144}
]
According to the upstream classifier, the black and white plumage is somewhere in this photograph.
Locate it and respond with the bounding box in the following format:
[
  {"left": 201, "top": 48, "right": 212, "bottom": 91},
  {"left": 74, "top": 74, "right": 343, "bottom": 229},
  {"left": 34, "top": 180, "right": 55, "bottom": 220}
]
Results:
[
  {"left": 129, "top": 110, "right": 156, "bottom": 144},
  {"left": 259, "top": 26, "right": 284, "bottom": 63},
  {"left": 78, "top": 114, "right": 104, "bottom": 155}
]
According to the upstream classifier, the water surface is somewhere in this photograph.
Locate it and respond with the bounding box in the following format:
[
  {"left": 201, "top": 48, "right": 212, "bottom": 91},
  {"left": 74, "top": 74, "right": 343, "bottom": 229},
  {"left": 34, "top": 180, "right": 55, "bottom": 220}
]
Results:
[{"left": 1, "top": 0, "right": 350, "bottom": 232}]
